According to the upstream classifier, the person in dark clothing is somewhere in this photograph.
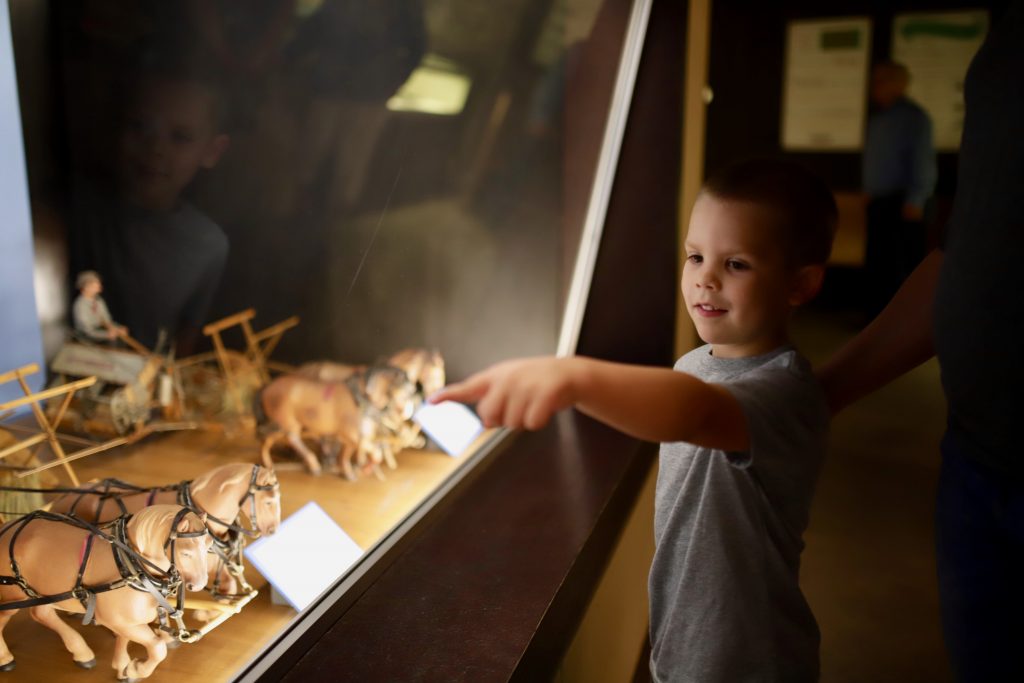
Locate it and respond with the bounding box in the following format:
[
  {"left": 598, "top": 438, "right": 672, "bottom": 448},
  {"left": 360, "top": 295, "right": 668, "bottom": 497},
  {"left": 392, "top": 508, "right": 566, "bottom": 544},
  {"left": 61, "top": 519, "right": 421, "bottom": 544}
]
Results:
[
  {"left": 821, "top": 4, "right": 1024, "bottom": 680},
  {"left": 861, "top": 61, "right": 937, "bottom": 317}
]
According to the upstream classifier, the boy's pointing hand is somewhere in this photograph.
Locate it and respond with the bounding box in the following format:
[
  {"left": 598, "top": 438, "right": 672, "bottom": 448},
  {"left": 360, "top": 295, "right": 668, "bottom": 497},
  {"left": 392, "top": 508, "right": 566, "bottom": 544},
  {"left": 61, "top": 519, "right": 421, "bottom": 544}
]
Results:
[{"left": 430, "top": 357, "right": 577, "bottom": 431}]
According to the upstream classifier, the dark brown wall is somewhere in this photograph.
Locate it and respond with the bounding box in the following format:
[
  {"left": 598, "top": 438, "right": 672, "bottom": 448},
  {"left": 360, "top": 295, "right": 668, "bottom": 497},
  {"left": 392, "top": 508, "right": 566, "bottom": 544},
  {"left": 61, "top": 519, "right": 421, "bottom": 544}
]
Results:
[
  {"left": 576, "top": 0, "right": 684, "bottom": 366},
  {"left": 705, "top": 0, "right": 1005, "bottom": 200}
]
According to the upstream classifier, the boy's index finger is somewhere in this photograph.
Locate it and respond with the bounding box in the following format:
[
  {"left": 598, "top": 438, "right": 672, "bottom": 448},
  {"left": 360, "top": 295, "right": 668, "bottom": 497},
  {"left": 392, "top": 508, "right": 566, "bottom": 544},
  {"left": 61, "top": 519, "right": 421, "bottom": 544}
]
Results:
[{"left": 429, "top": 373, "right": 492, "bottom": 405}]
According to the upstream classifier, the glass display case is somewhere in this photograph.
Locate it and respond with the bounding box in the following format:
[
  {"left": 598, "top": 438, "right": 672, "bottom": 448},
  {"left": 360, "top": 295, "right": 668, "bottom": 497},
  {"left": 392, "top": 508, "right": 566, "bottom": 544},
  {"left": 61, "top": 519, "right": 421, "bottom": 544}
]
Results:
[{"left": 0, "top": 0, "right": 660, "bottom": 680}]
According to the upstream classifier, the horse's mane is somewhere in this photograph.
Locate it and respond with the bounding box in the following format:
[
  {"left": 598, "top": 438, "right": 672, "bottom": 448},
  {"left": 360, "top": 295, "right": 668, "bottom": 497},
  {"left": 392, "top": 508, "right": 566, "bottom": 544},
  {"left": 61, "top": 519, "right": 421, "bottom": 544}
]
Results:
[
  {"left": 190, "top": 462, "right": 278, "bottom": 496},
  {"left": 129, "top": 505, "right": 200, "bottom": 559},
  {"left": 255, "top": 465, "right": 278, "bottom": 490}
]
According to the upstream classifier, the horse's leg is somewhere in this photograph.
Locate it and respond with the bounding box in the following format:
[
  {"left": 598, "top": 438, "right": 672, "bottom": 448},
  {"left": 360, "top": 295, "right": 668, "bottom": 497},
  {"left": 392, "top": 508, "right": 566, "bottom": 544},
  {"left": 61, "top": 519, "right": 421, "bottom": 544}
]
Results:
[
  {"left": 320, "top": 437, "right": 341, "bottom": 475},
  {"left": 222, "top": 565, "right": 239, "bottom": 595},
  {"left": 0, "top": 608, "right": 18, "bottom": 671},
  {"left": 286, "top": 431, "right": 322, "bottom": 476},
  {"left": 406, "top": 423, "right": 427, "bottom": 449},
  {"left": 382, "top": 439, "right": 398, "bottom": 470},
  {"left": 108, "top": 622, "right": 167, "bottom": 681},
  {"left": 338, "top": 439, "right": 356, "bottom": 481},
  {"left": 110, "top": 634, "right": 130, "bottom": 677},
  {"left": 260, "top": 431, "right": 285, "bottom": 470},
  {"left": 29, "top": 606, "right": 96, "bottom": 668},
  {"left": 153, "top": 628, "right": 182, "bottom": 651},
  {"left": 358, "top": 441, "right": 385, "bottom": 480}
]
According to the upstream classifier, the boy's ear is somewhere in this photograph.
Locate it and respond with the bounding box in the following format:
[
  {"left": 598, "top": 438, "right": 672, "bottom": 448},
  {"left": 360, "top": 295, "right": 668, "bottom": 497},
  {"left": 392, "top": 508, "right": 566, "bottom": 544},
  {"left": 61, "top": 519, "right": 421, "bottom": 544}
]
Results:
[
  {"left": 201, "top": 133, "right": 230, "bottom": 169},
  {"left": 788, "top": 264, "right": 825, "bottom": 307}
]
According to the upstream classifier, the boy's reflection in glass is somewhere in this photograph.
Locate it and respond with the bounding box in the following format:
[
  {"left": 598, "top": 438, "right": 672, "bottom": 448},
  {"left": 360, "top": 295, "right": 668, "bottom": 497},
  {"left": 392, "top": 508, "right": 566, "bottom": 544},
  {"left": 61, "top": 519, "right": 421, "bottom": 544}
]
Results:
[{"left": 69, "top": 66, "right": 230, "bottom": 355}]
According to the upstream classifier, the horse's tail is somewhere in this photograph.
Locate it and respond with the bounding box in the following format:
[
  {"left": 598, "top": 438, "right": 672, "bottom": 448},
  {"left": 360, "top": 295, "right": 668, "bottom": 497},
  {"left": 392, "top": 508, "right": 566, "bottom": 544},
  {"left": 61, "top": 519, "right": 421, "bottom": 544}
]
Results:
[{"left": 253, "top": 383, "right": 271, "bottom": 436}]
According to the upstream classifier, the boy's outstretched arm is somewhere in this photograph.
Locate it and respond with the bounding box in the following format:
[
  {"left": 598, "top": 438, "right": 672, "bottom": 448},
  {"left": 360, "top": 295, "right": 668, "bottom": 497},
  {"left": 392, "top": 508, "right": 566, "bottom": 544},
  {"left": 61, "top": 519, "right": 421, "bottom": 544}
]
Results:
[{"left": 431, "top": 357, "right": 748, "bottom": 451}]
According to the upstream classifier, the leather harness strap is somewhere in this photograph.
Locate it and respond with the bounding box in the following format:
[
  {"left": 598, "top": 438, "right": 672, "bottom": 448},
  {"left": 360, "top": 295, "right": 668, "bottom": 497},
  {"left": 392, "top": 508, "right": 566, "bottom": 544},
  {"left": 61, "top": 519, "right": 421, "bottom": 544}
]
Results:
[{"left": 0, "top": 509, "right": 205, "bottom": 636}]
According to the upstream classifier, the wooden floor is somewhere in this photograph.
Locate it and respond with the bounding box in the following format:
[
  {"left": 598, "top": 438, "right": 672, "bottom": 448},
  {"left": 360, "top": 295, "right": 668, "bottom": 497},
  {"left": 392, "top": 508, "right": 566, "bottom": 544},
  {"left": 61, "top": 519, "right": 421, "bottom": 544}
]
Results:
[
  {"left": 793, "top": 308, "right": 950, "bottom": 683},
  {"left": 0, "top": 428, "right": 468, "bottom": 682}
]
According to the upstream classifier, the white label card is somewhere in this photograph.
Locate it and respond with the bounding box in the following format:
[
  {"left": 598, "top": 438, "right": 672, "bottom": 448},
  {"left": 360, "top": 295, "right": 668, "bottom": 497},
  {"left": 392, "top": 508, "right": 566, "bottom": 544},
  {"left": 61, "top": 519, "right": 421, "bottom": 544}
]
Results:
[
  {"left": 244, "top": 502, "right": 364, "bottom": 611},
  {"left": 413, "top": 400, "right": 484, "bottom": 457}
]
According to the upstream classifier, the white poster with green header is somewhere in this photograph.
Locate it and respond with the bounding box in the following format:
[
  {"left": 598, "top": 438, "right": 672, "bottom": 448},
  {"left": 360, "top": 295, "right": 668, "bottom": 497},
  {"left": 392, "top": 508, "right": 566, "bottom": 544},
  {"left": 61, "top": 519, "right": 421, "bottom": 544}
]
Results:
[
  {"left": 781, "top": 18, "right": 872, "bottom": 151},
  {"left": 893, "top": 11, "right": 989, "bottom": 150}
]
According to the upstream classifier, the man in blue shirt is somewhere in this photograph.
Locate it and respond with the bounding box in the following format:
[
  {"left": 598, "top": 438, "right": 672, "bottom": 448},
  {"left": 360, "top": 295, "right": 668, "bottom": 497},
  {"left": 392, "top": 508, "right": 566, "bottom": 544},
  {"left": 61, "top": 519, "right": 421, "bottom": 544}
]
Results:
[{"left": 862, "top": 61, "right": 937, "bottom": 317}]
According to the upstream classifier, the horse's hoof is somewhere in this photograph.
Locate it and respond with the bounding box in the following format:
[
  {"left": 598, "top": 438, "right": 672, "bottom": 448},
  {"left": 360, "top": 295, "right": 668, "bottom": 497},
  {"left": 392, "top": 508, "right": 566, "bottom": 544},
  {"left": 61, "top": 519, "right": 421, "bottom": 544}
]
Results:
[
  {"left": 0, "top": 660, "right": 14, "bottom": 672},
  {"left": 74, "top": 658, "right": 97, "bottom": 670},
  {"left": 118, "top": 662, "right": 140, "bottom": 682}
]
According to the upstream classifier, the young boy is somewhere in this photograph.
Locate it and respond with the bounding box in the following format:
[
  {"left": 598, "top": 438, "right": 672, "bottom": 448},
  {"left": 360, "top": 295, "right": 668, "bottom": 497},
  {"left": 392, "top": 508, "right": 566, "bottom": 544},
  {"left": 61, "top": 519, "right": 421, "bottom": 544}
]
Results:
[
  {"left": 69, "top": 64, "right": 231, "bottom": 355},
  {"left": 433, "top": 159, "right": 836, "bottom": 681}
]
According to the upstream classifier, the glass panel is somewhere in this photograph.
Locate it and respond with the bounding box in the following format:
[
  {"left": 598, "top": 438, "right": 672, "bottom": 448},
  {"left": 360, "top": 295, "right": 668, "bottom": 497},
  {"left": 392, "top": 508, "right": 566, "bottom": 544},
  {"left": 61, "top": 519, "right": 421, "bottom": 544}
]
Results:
[{"left": 2, "top": 0, "right": 644, "bottom": 679}]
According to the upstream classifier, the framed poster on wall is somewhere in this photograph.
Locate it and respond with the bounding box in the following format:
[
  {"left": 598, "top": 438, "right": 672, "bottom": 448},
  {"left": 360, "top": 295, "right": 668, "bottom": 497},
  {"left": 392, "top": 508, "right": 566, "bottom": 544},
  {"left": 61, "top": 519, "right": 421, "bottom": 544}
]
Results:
[
  {"left": 781, "top": 17, "right": 872, "bottom": 151},
  {"left": 893, "top": 10, "right": 988, "bottom": 151}
]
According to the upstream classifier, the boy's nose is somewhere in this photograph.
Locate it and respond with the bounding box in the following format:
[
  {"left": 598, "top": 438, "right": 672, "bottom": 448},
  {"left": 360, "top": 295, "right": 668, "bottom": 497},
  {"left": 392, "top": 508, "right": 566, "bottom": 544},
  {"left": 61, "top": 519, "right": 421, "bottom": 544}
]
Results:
[{"left": 697, "top": 271, "right": 720, "bottom": 290}]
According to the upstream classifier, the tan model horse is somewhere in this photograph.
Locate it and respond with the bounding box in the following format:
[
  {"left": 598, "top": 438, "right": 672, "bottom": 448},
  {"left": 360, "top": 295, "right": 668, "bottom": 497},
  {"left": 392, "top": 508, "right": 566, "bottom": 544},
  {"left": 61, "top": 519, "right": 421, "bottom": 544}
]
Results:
[
  {"left": 383, "top": 348, "right": 445, "bottom": 451},
  {"left": 260, "top": 374, "right": 381, "bottom": 479},
  {"left": 293, "top": 349, "right": 444, "bottom": 464},
  {"left": 49, "top": 463, "right": 280, "bottom": 597},
  {"left": 0, "top": 505, "right": 210, "bottom": 680},
  {"left": 261, "top": 365, "right": 423, "bottom": 479},
  {"left": 299, "top": 348, "right": 444, "bottom": 398}
]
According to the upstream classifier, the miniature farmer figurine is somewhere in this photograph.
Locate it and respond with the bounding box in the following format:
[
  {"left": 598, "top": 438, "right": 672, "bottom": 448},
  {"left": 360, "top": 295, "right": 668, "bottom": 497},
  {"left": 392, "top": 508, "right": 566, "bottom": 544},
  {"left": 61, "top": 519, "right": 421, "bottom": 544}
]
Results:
[{"left": 72, "top": 271, "right": 127, "bottom": 342}]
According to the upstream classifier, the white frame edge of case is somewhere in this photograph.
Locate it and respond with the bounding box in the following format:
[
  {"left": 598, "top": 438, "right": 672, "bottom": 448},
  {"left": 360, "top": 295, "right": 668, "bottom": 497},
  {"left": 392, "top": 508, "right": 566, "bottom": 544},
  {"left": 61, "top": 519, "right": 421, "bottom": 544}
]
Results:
[{"left": 557, "top": 0, "right": 653, "bottom": 358}]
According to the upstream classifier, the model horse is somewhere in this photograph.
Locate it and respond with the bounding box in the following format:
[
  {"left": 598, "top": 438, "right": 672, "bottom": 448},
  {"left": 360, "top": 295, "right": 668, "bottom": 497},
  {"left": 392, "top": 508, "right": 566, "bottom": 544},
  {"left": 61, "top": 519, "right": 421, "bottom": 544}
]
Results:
[
  {"left": 299, "top": 348, "right": 444, "bottom": 402},
  {"left": 260, "top": 365, "right": 418, "bottom": 479},
  {"left": 49, "top": 463, "right": 280, "bottom": 599},
  {"left": 382, "top": 348, "right": 445, "bottom": 450},
  {"left": 0, "top": 505, "right": 210, "bottom": 680},
  {"left": 295, "top": 348, "right": 445, "bottom": 461}
]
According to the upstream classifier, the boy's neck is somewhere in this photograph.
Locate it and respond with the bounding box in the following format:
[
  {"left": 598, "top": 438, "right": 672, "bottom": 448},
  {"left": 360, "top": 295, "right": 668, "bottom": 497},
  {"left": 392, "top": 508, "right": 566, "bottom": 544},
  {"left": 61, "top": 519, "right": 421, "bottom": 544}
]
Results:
[
  {"left": 123, "top": 192, "right": 182, "bottom": 213},
  {"left": 710, "top": 333, "right": 791, "bottom": 359}
]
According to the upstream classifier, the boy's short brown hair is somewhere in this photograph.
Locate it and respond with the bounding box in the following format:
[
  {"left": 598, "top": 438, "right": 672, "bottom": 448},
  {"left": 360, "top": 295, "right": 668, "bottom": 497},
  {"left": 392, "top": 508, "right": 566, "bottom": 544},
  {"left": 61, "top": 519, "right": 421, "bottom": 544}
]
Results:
[
  {"left": 701, "top": 159, "right": 837, "bottom": 266},
  {"left": 124, "top": 55, "right": 229, "bottom": 132}
]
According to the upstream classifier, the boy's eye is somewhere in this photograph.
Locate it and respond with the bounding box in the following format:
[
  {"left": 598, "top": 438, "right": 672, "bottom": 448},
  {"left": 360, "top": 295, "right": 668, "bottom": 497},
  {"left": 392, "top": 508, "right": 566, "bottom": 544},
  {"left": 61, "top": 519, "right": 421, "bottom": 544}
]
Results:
[
  {"left": 726, "top": 259, "right": 749, "bottom": 271},
  {"left": 172, "top": 129, "right": 196, "bottom": 144},
  {"left": 686, "top": 254, "right": 702, "bottom": 264}
]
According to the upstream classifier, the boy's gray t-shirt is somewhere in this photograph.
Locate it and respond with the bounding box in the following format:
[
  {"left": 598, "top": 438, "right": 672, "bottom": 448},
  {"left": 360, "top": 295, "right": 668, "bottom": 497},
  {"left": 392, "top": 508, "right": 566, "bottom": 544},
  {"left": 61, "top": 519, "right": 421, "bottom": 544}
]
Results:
[{"left": 650, "top": 344, "right": 828, "bottom": 683}]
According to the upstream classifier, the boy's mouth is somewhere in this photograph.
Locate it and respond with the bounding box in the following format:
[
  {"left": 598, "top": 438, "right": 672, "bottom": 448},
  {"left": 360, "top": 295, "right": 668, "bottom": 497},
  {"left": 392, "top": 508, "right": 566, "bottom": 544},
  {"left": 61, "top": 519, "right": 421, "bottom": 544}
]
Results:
[{"left": 693, "top": 303, "right": 727, "bottom": 318}]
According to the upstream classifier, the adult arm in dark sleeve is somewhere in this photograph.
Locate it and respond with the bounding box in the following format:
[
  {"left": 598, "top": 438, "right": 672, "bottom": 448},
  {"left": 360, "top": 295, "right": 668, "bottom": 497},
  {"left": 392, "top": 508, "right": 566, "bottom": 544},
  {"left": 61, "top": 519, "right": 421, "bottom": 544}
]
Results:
[
  {"left": 817, "top": 248, "right": 942, "bottom": 413},
  {"left": 906, "top": 112, "right": 938, "bottom": 213}
]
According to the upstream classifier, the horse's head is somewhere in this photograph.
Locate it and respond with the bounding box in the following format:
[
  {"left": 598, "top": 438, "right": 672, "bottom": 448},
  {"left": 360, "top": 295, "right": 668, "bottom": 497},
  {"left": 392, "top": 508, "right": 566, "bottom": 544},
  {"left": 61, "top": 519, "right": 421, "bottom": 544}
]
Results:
[
  {"left": 129, "top": 505, "right": 211, "bottom": 592},
  {"left": 422, "top": 350, "right": 445, "bottom": 398},
  {"left": 251, "top": 466, "right": 281, "bottom": 536},
  {"left": 192, "top": 463, "right": 281, "bottom": 536},
  {"left": 172, "top": 510, "right": 212, "bottom": 592},
  {"left": 389, "top": 348, "right": 445, "bottom": 399}
]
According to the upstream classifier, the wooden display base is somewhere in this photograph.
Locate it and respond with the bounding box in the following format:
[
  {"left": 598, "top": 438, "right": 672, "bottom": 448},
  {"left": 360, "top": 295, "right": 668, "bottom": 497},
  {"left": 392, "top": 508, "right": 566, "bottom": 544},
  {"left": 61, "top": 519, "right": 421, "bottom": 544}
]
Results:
[{"left": 0, "top": 429, "right": 465, "bottom": 682}]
